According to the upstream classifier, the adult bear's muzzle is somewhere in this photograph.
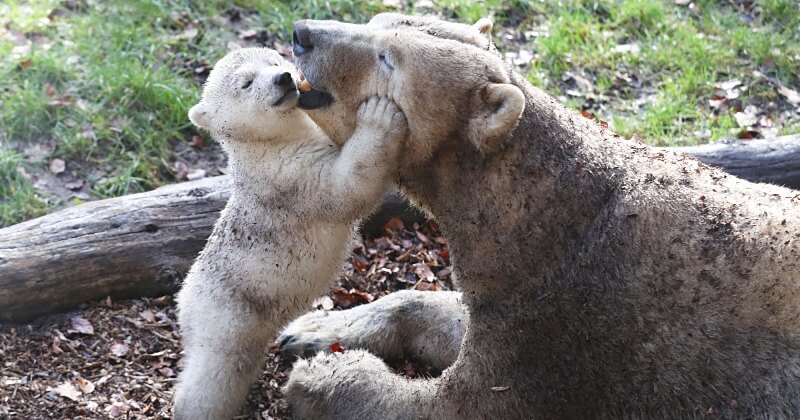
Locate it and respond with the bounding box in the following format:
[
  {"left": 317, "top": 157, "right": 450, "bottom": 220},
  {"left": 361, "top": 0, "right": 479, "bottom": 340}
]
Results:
[{"left": 297, "top": 88, "right": 333, "bottom": 109}]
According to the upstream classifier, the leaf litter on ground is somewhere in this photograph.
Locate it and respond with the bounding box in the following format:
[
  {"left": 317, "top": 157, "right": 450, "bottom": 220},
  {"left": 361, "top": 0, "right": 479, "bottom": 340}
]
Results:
[{"left": 0, "top": 219, "right": 452, "bottom": 419}]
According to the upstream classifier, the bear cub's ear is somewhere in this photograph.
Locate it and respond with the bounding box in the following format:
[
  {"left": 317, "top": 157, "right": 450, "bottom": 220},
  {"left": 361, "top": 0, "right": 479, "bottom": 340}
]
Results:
[
  {"left": 188, "top": 102, "right": 212, "bottom": 130},
  {"left": 466, "top": 83, "right": 525, "bottom": 154},
  {"left": 473, "top": 18, "right": 493, "bottom": 35}
]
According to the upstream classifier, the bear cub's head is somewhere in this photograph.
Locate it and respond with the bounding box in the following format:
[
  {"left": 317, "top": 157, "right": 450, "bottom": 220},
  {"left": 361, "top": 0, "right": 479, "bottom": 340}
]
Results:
[{"left": 189, "top": 48, "right": 303, "bottom": 143}]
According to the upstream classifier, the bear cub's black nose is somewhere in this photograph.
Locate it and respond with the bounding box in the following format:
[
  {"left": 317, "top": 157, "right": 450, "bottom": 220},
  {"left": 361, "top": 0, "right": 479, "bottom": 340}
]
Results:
[
  {"left": 293, "top": 21, "right": 313, "bottom": 56},
  {"left": 274, "top": 72, "right": 293, "bottom": 87}
]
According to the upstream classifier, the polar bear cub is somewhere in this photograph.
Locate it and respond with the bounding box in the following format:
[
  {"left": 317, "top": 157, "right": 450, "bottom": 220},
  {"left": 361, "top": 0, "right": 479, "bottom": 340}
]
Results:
[{"left": 172, "top": 47, "right": 407, "bottom": 419}]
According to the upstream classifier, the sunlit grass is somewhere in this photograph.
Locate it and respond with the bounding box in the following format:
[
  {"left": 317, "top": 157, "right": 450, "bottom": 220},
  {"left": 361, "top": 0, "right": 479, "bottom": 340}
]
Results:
[{"left": 525, "top": 0, "right": 799, "bottom": 145}]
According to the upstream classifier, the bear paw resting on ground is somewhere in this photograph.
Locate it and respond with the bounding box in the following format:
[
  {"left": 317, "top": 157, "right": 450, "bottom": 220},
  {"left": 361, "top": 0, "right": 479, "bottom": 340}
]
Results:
[
  {"left": 279, "top": 289, "right": 466, "bottom": 371},
  {"left": 283, "top": 14, "right": 800, "bottom": 419},
  {"left": 171, "top": 47, "right": 407, "bottom": 420}
]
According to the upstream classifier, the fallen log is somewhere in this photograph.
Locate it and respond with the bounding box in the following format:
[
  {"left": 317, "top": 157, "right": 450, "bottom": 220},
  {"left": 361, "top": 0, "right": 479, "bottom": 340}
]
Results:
[
  {"left": 0, "top": 176, "right": 231, "bottom": 323},
  {"left": 667, "top": 134, "right": 800, "bottom": 190},
  {"left": 1, "top": 136, "right": 798, "bottom": 322}
]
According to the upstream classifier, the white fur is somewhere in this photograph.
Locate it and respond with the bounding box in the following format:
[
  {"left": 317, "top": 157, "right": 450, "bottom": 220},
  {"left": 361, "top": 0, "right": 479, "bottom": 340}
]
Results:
[
  {"left": 172, "top": 48, "right": 406, "bottom": 420},
  {"left": 279, "top": 290, "right": 466, "bottom": 370}
]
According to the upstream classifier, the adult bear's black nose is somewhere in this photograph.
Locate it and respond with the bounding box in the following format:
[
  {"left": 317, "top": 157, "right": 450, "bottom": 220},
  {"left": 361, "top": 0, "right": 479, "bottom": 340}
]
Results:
[
  {"left": 274, "top": 72, "right": 293, "bottom": 87},
  {"left": 293, "top": 21, "right": 313, "bottom": 56}
]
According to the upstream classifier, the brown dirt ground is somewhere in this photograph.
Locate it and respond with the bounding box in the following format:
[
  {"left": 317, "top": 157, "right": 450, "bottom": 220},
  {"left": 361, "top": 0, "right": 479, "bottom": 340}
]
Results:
[{"left": 0, "top": 220, "right": 452, "bottom": 419}]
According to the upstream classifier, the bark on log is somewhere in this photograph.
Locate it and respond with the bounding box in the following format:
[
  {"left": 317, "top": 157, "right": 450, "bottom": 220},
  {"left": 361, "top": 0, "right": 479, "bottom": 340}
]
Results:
[
  {"left": 666, "top": 135, "right": 800, "bottom": 190},
  {"left": 1, "top": 136, "right": 798, "bottom": 322},
  {"left": 0, "top": 176, "right": 231, "bottom": 322}
]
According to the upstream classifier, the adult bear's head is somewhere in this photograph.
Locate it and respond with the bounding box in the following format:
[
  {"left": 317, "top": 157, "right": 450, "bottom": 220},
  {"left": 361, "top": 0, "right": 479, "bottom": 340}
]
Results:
[{"left": 292, "top": 14, "right": 525, "bottom": 162}]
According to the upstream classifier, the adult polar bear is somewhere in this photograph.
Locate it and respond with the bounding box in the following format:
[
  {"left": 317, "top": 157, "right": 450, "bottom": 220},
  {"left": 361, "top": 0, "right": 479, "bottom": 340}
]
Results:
[{"left": 283, "top": 13, "right": 800, "bottom": 419}]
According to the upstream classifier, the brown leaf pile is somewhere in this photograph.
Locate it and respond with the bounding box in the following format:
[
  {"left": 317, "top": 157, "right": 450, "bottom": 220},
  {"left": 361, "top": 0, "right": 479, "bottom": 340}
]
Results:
[{"left": 0, "top": 220, "right": 451, "bottom": 419}]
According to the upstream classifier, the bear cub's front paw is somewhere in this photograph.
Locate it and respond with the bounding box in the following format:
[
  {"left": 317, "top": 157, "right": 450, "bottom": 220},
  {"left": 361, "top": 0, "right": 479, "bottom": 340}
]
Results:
[{"left": 356, "top": 96, "right": 408, "bottom": 143}]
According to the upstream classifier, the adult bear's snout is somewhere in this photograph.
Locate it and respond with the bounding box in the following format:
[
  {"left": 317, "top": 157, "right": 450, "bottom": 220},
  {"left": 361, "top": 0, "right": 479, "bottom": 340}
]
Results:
[{"left": 293, "top": 21, "right": 313, "bottom": 56}]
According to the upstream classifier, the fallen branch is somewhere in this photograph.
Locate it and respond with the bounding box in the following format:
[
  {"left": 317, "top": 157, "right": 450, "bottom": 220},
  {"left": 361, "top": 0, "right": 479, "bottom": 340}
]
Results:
[{"left": 1, "top": 135, "right": 798, "bottom": 322}]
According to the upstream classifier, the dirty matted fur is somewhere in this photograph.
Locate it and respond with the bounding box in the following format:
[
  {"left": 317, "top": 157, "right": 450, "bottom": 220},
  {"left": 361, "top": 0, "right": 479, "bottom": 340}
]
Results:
[
  {"left": 284, "top": 14, "right": 800, "bottom": 419},
  {"left": 171, "top": 48, "right": 406, "bottom": 419}
]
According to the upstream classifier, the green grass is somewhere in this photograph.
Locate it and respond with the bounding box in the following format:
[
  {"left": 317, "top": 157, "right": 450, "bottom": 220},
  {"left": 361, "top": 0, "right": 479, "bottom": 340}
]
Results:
[
  {"left": 1, "top": 0, "right": 204, "bottom": 226},
  {"left": 523, "top": 0, "right": 800, "bottom": 145},
  {"left": 1, "top": 0, "right": 798, "bottom": 226},
  {"left": 0, "top": 150, "right": 47, "bottom": 225}
]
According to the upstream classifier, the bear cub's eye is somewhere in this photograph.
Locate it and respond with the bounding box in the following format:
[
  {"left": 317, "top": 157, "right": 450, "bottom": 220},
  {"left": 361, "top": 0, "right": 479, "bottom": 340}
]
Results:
[{"left": 241, "top": 78, "right": 254, "bottom": 89}]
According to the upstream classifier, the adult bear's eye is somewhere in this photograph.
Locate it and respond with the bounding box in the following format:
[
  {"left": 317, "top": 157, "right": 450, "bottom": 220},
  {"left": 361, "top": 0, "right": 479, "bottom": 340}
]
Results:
[
  {"left": 241, "top": 78, "right": 254, "bottom": 89},
  {"left": 379, "top": 53, "right": 394, "bottom": 71}
]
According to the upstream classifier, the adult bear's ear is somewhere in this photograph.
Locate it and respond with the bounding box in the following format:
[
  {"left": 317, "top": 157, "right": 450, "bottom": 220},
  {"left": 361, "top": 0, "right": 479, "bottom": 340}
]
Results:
[
  {"left": 188, "top": 102, "right": 212, "bottom": 130},
  {"left": 467, "top": 83, "right": 525, "bottom": 154}
]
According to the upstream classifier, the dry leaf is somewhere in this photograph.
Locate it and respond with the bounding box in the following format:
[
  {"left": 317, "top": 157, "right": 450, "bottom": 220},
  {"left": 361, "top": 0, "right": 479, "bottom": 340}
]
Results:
[
  {"left": 49, "top": 381, "right": 81, "bottom": 401},
  {"left": 714, "top": 79, "right": 741, "bottom": 91},
  {"left": 105, "top": 401, "right": 131, "bottom": 417},
  {"left": 110, "top": 343, "right": 129, "bottom": 357},
  {"left": 413, "top": 263, "right": 436, "bottom": 282},
  {"left": 174, "top": 161, "right": 188, "bottom": 180},
  {"left": 414, "top": 280, "right": 438, "bottom": 291},
  {"left": 175, "top": 26, "right": 198, "bottom": 40},
  {"left": 312, "top": 295, "right": 335, "bottom": 310},
  {"left": 491, "top": 386, "right": 511, "bottom": 392},
  {"left": 189, "top": 135, "right": 207, "bottom": 149},
  {"left": 64, "top": 179, "right": 84, "bottom": 190},
  {"left": 352, "top": 255, "right": 369, "bottom": 271},
  {"left": 76, "top": 376, "right": 95, "bottom": 394},
  {"left": 49, "top": 158, "right": 66, "bottom": 174},
  {"left": 400, "top": 360, "right": 416, "bottom": 377},
  {"left": 69, "top": 316, "right": 94, "bottom": 335},
  {"left": 778, "top": 85, "right": 800, "bottom": 105},
  {"left": 737, "top": 129, "right": 759, "bottom": 140},
  {"left": 48, "top": 95, "right": 74, "bottom": 106},
  {"left": 51, "top": 336, "right": 64, "bottom": 355},
  {"left": 610, "top": 43, "right": 640, "bottom": 55},
  {"left": 274, "top": 42, "right": 292, "bottom": 57},
  {"left": 436, "top": 267, "right": 452, "bottom": 279},
  {"left": 383, "top": 217, "right": 405, "bottom": 234},
  {"left": 239, "top": 29, "right": 258, "bottom": 39},
  {"left": 186, "top": 168, "right": 206, "bottom": 181},
  {"left": 331, "top": 288, "right": 373, "bottom": 309},
  {"left": 139, "top": 309, "right": 156, "bottom": 323},
  {"left": 43, "top": 82, "right": 56, "bottom": 97},
  {"left": 158, "top": 367, "right": 175, "bottom": 377},
  {"left": 734, "top": 111, "right": 758, "bottom": 127}
]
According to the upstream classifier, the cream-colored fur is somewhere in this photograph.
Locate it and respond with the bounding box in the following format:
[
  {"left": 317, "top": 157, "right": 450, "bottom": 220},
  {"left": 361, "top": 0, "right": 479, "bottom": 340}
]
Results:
[
  {"left": 172, "top": 47, "right": 406, "bottom": 420},
  {"left": 280, "top": 290, "right": 466, "bottom": 370},
  {"left": 284, "top": 14, "right": 800, "bottom": 419}
]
